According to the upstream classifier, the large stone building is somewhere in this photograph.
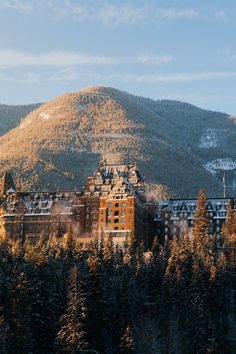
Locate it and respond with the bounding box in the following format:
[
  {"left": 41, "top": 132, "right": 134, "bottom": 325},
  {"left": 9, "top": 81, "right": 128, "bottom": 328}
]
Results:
[
  {"left": 155, "top": 197, "right": 236, "bottom": 241},
  {"left": 1, "top": 165, "right": 234, "bottom": 248},
  {"left": 0, "top": 162, "right": 155, "bottom": 249}
]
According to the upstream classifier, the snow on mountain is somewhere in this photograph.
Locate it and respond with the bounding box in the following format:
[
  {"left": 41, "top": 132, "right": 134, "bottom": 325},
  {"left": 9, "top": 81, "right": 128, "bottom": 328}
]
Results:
[
  {"left": 204, "top": 158, "right": 236, "bottom": 174},
  {"left": 199, "top": 128, "right": 218, "bottom": 148},
  {"left": 39, "top": 112, "right": 50, "bottom": 120}
]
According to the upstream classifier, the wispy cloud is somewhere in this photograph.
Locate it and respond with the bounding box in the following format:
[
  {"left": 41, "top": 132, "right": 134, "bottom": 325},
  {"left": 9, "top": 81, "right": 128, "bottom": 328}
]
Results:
[
  {"left": 47, "top": 70, "right": 236, "bottom": 84},
  {"left": 126, "top": 72, "right": 236, "bottom": 83},
  {"left": 68, "top": 3, "right": 199, "bottom": 26},
  {"left": 0, "top": 71, "right": 39, "bottom": 84},
  {"left": 0, "top": 50, "right": 119, "bottom": 68},
  {"left": 0, "top": 1, "right": 228, "bottom": 26},
  {"left": 213, "top": 9, "right": 228, "bottom": 21},
  {"left": 154, "top": 8, "right": 198, "bottom": 20},
  {"left": 0, "top": 49, "right": 174, "bottom": 68},
  {"left": 137, "top": 54, "right": 174, "bottom": 65},
  {"left": 47, "top": 67, "right": 103, "bottom": 83},
  {"left": 0, "top": 0, "right": 33, "bottom": 12}
]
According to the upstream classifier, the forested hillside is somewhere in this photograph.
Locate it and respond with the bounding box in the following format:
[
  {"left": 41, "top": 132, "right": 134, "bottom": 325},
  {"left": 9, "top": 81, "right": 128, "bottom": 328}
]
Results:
[
  {"left": 0, "top": 86, "right": 235, "bottom": 197},
  {"left": 0, "top": 191, "right": 235, "bottom": 353},
  {"left": 0, "top": 103, "right": 41, "bottom": 136}
]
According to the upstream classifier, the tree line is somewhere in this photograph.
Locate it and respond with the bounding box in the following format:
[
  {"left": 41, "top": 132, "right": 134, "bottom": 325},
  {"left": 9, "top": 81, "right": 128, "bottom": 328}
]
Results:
[{"left": 0, "top": 190, "right": 235, "bottom": 353}]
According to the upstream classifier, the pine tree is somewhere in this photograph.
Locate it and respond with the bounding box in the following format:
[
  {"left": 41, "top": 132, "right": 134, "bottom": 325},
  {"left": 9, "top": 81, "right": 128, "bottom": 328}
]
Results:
[
  {"left": 0, "top": 311, "right": 9, "bottom": 354},
  {"left": 103, "top": 232, "right": 114, "bottom": 264},
  {"left": 119, "top": 325, "right": 134, "bottom": 354},
  {"left": 128, "top": 232, "right": 137, "bottom": 266},
  {"left": 64, "top": 224, "right": 75, "bottom": 257},
  {"left": 8, "top": 268, "right": 33, "bottom": 353},
  {"left": 221, "top": 199, "right": 236, "bottom": 240},
  {"left": 192, "top": 189, "right": 210, "bottom": 260},
  {"left": 58, "top": 265, "right": 89, "bottom": 353},
  {"left": 151, "top": 235, "right": 160, "bottom": 259}
]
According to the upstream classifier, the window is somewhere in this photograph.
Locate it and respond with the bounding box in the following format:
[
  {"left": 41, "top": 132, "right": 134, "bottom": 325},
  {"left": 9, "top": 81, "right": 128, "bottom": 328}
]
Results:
[
  {"left": 114, "top": 227, "right": 118, "bottom": 230},
  {"left": 165, "top": 213, "right": 168, "bottom": 218},
  {"left": 108, "top": 219, "right": 111, "bottom": 224},
  {"left": 121, "top": 219, "right": 125, "bottom": 223},
  {"left": 108, "top": 203, "right": 112, "bottom": 208},
  {"left": 114, "top": 219, "right": 119, "bottom": 224},
  {"left": 165, "top": 227, "right": 168, "bottom": 233},
  {"left": 122, "top": 203, "right": 125, "bottom": 208},
  {"left": 121, "top": 210, "right": 125, "bottom": 216},
  {"left": 165, "top": 220, "right": 168, "bottom": 225},
  {"left": 115, "top": 203, "right": 119, "bottom": 208},
  {"left": 108, "top": 211, "right": 112, "bottom": 216},
  {"left": 114, "top": 210, "right": 119, "bottom": 216}
]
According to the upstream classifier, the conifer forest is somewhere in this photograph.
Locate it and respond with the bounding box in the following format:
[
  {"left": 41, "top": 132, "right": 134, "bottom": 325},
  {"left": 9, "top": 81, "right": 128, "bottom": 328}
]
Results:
[{"left": 0, "top": 190, "right": 235, "bottom": 353}]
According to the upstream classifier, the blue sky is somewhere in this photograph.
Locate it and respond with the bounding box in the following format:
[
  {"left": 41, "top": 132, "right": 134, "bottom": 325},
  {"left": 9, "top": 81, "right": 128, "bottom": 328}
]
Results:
[{"left": 0, "top": 0, "right": 235, "bottom": 114}]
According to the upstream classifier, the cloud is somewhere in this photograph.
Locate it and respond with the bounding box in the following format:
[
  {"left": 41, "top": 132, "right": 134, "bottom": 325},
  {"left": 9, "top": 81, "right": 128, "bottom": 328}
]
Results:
[
  {"left": 97, "top": 4, "right": 148, "bottom": 26},
  {"left": 0, "top": 1, "right": 201, "bottom": 25},
  {"left": 213, "top": 9, "right": 228, "bottom": 21},
  {"left": 0, "top": 1, "right": 228, "bottom": 27},
  {"left": 0, "top": 50, "right": 119, "bottom": 68},
  {"left": 68, "top": 4, "right": 199, "bottom": 26},
  {"left": 125, "top": 72, "right": 236, "bottom": 83},
  {"left": 0, "top": 71, "right": 39, "bottom": 83},
  {"left": 47, "top": 67, "right": 103, "bottom": 83},
  {"left": 0, "top": 0, "right": 33, "bottom": 12},
  {"left": 154, "top": 7, "right": 198, "bottom": 20},
  {"left": 137, "top": 54, "right": 174, "bottom": 65},
  {"left": 0, "top": 49, "right": 174, "bottom": 69}
]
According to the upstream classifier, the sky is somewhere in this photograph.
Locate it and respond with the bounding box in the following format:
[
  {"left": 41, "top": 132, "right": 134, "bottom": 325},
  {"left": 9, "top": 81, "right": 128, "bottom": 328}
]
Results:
[{"left": 0, "top": 0, "right": 235, "bottom": 114}]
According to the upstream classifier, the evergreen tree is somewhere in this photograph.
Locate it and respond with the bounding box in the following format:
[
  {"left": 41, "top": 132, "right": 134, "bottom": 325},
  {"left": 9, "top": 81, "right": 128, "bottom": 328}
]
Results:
[
  {"left": 221, "top": 199, "right": 236, "bottom": 240},
  {"left": 192, "top": 189, "right": 210, "bottom": 259},
  {"left": 119, "top": 325, "right": 134, "bottom": 354},
  {"left": 128, "top": 232, "right": 137, "bottom": 266},
  {"left": 0, "top": 312, "right": 9, "bottom": 354},
  {"left": 58, "top": 265, "right": 89, "bottom": 353},
  {"left": 103, "top": 232, "right": 114, "bottom": 265},
  {"left": 8, "top": 268, "right": 33, "bottom": 353},
  {"left": 151, "top": 235, "right": 160, "bottom": 259}
]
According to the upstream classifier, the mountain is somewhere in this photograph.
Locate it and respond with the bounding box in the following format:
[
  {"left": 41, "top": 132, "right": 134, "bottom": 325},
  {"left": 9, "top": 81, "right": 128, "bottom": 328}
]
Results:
[
  {"left": 0, "top": 86, "right": 235, "bottom": 198},
  {"left": 0, "top": 103, "right": 42, "bottom": 136}
]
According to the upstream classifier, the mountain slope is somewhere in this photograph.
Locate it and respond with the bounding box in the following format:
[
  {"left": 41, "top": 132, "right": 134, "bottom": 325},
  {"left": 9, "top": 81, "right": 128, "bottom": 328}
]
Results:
[
  {"left": 0, "top": 103, "right": 42, "bottom": 136},
  {"left": 0, "top": 86, "right": 235, "bottom": 198}
]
